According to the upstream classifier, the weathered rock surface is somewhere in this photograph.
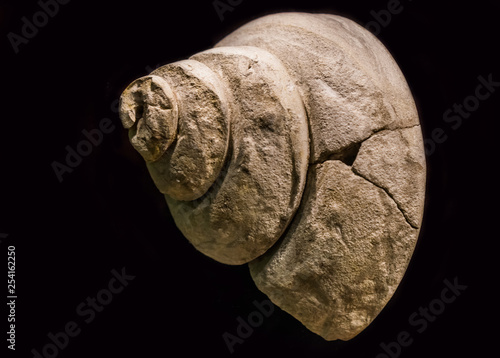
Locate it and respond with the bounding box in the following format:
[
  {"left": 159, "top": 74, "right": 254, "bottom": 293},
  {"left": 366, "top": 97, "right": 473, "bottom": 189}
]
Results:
[
  {"left": 217, "top": 12, "right": 419, "bottom": 163},
  {"left": 120, "top": 75, "right": 178, "bottom": 162},
  {"left": 250, "top": 160, "right": 419, "bottom": 341},
  {"left": 148, "top": 60, "right": 230, "bottom": 201},
  {"left": 352, "top": 126, "right": 426, "bottom": 228},
  {"left": 166, "top": 46, "right": 309, "bottom": 265}
]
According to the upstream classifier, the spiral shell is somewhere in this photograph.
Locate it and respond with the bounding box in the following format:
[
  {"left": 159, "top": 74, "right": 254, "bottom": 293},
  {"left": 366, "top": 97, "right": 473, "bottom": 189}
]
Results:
[{"left": 119, "top": 12, "right": 426, "bottom": 341}]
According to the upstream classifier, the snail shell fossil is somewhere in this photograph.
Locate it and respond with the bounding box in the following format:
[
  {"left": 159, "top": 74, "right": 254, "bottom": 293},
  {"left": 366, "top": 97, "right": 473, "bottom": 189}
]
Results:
[{"left": 119, "top": 12, "right": 426, "bottom": 341}]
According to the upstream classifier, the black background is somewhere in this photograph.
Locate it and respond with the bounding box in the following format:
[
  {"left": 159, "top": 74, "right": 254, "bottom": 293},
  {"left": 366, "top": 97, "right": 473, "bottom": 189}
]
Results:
[{"left": 1, "top": 0, "right": 498, "bottom": 357}]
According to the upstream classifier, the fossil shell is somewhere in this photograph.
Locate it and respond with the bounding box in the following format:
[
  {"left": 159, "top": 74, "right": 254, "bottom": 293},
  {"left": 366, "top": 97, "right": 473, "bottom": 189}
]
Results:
[{"left": 119, "top": 12, "right": 426, "bottom": 341}]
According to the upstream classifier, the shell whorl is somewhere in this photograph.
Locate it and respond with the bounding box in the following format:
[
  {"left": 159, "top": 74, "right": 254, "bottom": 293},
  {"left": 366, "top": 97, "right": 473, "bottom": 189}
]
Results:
[
  {"left": 165, "top": 46, "right": 310, "bottom": 265},
  {"left": 119, "top": 75, "right": 178, "bottom": 162},
  {"left": 120, "top": 46, "right": 310, "bottom": 265},
  {"left": 120, "top": 60, "right": 231, "bottom": 201}
]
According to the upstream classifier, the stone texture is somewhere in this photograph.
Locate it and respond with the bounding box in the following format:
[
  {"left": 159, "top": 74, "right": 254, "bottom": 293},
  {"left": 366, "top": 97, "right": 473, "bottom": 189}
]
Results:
[
  {"left": 148, "top": 60, "right": 230, "bottom": 201},
  {"left": 119, "top": 12, "right": 426, "bottom": 341},
  {"left": 249, "top": 160, "right": 419, "bottom": 341},
  {"left": 166, "top": 47, "right": 309, "bottom": 265},
  {"left": 217, "top": 12, "right": 419, "bottom": 163},
  {"left": 119, "top": 75, "right": 178, "bottom": 162},
  {"left": 352, "top": 126, "right": 426, "bottom": 228}
]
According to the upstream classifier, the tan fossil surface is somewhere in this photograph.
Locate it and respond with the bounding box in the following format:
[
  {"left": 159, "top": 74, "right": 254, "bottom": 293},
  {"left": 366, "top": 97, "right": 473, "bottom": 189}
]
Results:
[{"left": 119, "top": 12, "right": 426, "bottom": 341}]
